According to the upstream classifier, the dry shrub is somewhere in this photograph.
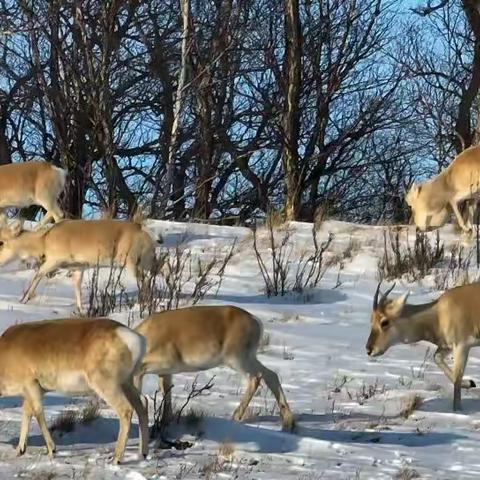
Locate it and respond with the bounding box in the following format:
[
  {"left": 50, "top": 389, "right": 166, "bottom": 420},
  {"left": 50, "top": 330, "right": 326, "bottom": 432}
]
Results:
[
  {"left": 86, "top": 261, "right": 133, "bottom": 316},
  {"left": 394, "top": 467, "right": 420, "bottom": 480},
  {"left": 313, "top": 202, "right": 331, "bottom": 231},
  {"left": 138, "top": 240, "right": 236, "bottom": 316},
  {"left": 399, "top": 394, "right": 423, "bottom": 419},
  {"left": 355, "top": 379, "right": 386, "bottom": 405},
  {"left": 378, "top": 228, "right": 444, "bottom": 281},
  {"left": 50, "top": 400, "right": 100, "bottom": 434},
  {"left": 265, "top": 208, "right": 285, "bottom": 228},
  {"left": 218, "top": 441, "right": 235, "bottom": 460},
  {"left": 183, "top": 407, "right": 206, "bottom": 428},
  {"left": 252, "top": 220, "right": 333, "bottom": 297},
  {"left": 80, "top": 401, "right": 101, "bottom": 424},
  {"left": 434, "top": 243, "right": 474, "bottom": 289},
  {"left": 150, "top": 375, "right": 214, "bottom": 439},
  {"left": 50, "top": 409, "right": 77, "bottom": 434}
]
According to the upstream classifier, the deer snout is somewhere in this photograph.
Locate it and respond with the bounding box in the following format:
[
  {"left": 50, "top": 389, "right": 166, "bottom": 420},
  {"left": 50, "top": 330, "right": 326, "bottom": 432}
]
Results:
[{"left": 366, "top": 346, "right": 373, "bottom": 356}]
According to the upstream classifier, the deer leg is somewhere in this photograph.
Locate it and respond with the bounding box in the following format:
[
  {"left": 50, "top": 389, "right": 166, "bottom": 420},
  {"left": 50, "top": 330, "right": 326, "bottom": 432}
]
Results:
[
  {"left": 21, "top": 261, "right": 60, "bottom": 303},
  {"left": 71, "top": 269, "right": 84, "bottom": 313},
  {"left": 232, "top": 374, "right": 261, "bottom": 422},
  {"left": 450, "top": 200, "right": 471, "bottom": 233},
  {"left": 452, "top": 344, "right": 471, "bottom": 411},
  {"left": 466, "top": 200, "right": 476, "bottom": 230},
  {"left": 23, "top": 382, "right": 56, "bottom": 458},
  {"left": 434, "top": 347, "right": 475, "bottom": 388},
  {"left": 36, "top": 197, "right": 64, "bottom": 229},
  {"left": 16, "top": 398, "right": 34, "bottom": 456},
  {"left": 122, "top": 380, "right": 149, "bottom": 459},
  {"left": 88, "top": 374, "right": 134, "bottom": 464},
  {"left": 133, "top": 372, "right": 149, "bottom": 412},
  {"left": 159, "top": 375, "right": 173, "bottom": 426},
  {"left": 230, "top": 356, "right": 295, "bottom": 431},
  {"left": 49, "top": 200, "right": 64, "bottom": 224}
]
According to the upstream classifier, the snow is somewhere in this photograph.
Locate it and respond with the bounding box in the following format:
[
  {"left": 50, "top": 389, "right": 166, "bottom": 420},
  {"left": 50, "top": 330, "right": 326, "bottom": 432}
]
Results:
[{"left": 0, "top": 219, "right": 478, "bottom": 478}]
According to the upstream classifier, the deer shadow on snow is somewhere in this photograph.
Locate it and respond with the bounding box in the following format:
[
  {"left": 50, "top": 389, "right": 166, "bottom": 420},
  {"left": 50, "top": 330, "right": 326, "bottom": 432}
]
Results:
[
  {"left": 206, "top": 288, "right": 347, "bottom": 307},
  {"left": 0, "top": 409, "right": 467, "bottom": 459},
  {"left": 157, "top": 409, "right": 466, "bottom": 455}
]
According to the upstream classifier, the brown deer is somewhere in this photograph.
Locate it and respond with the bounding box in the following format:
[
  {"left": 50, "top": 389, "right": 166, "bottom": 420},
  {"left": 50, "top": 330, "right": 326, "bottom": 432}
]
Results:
[
  {"left": 0, "top": 218, "right": 161, "bottom": 311},
  {"left": 134, "top": 305, "right": 295, "bottom": 431},
  {"left": 366, "top": 282, "right": 480, "bottom": 411},
  {"left": 0, "top": 161, "right": 66, "bottom": 228},
  {"left": 406, "top": 145, "right": 480, "bottom": 234},
  {"left": 0, "top": 317, "right": 149, "bottom": 463}
]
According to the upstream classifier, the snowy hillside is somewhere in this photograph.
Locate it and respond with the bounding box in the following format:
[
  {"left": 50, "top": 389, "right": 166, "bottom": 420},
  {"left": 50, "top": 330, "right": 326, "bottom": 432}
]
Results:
[{"left": 0, "top": 219, "right": 478, "bottom": 479}]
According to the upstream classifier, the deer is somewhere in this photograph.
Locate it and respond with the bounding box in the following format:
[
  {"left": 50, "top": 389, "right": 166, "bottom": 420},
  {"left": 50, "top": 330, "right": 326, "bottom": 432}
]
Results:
[
  {"left": 0, "top": 317, "right": 149, "bottom": 464},
  {"left": 405, "top": 144, "right": 480, "bottom": 234},
  {"left": 0, "top": 161, "right": 66, "bottom": 229},
  {"left": 134, "top": 305, "right": 295, "bottom": 432},
  {"left": 0, "top": 218, "right": 161, "bottom": 312},
  {"left": 366, "top": 282, "right": 480, "bottom": 412}
]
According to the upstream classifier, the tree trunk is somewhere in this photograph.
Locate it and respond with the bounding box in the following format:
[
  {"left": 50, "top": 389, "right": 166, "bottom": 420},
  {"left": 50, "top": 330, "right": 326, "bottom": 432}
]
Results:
[
  {"left": 455, "top": 0, "right": 480, "bottom": 152},
  {"left": 0, "top": 90, "right": 10, "bottom": 165},
  {"left": 159, "top": 0, "right": 191, "bottom": 217},
  {"left": 281, "top": 0, "right": 302, "bottom": 220}
]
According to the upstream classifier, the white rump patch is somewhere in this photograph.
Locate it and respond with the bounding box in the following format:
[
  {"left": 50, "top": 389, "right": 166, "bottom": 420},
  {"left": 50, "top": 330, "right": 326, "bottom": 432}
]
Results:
[{"left": 116, "top": 327, "right": 146, "bottom": 368}]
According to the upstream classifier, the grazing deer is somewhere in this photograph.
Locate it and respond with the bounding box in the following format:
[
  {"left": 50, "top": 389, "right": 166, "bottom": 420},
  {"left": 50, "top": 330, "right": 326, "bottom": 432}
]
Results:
[
  {"left": 366, "top": 282, "right": 480, "bottom": 411},
  {"left": 0, "top": 317, "right": 149, "bottom": 463},
  {"left": 0, "top": 161, "right": 66, "bottom": 228},
  {"left": 135, "top": 305, "right": 295, "bottom": 431},
  {"left": 0, "top": 218, "right": 161, "bottom": 311},
  {"left": 406, "top": 145, "right": 480, "bottom": 234}
]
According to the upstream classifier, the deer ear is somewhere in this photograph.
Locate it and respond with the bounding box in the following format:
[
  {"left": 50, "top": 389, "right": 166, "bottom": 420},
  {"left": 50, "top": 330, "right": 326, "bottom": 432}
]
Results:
[{"left": 385, "top": 292, "right": 409, "bottom": 317}]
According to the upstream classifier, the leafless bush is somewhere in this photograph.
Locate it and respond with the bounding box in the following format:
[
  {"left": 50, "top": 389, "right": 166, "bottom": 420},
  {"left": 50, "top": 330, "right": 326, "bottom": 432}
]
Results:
[
  {"left": 393, "top": 467, "right": 420, "bottom": 480},
  {"left": 434, "top": 243, "right": 474, "bottom": 290},
  {"left": 399, "top": 394, "right": 423, "bottom": 419},
  {"left": 183, "top": 407, "right": 206, "bottom": 428},
  {"left": 150, "top": 384, "right": 172, "bottom": 440},
  {"left": 265, "top": 209, "right": 285, "bottom": 228},
  {"left": 293, "top": 230, "right": 333, "bottom": 293},
  {"left": 50, "top": 409, "right": 77, "bottom": 434},
  {"left": 86, "top": 261, "right": 133, "bottom": 317},
  {"left": 378, "top": 228, "right": 444, "bottom": 281},
  {"left": 282, "top": 344, "right": 295, "bottom": 360},
  {"left": 50, "top": 400, "right": 100, "bottom": 434},
  {"left": 138, "top": 241, "right": 236, "bottom": 316},
  {"left": 410, "top": 347, "right": 432, "bottom": 380},
  {"left": 175, "top": 376, "right": 215, "bottom": 424},
  {"left": 201, "top": 448, "right": 235, "bottom": 480},
  {"left": 150, "top": 375, "right": 214, "bottom": 440},
  {"left": 313, "top": 203, "right": 331, "bottom": 231},
  {"left": 190, "top": 241, "right": 236, "bottom": 303},
  {"left": 14, "top": 470, "right": 58, "bottom": 480},
  {"left": 355, "top": 379, "right": 386, "bottom": 405},
  {"left": 79, "top": 401, "right": 101, "bottom": 424},
  {"left": 252, "top": 221, "right": 293, "bottom": 296},
  {"left": 253, "top": 220, "right": 333, "bottom": 297}
]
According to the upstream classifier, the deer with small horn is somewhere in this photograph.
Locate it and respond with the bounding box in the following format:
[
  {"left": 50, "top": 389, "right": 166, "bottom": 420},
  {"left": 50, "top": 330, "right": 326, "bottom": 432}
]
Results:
[{"left": 366, "top": 281, "right": 480, "bottom": 411}]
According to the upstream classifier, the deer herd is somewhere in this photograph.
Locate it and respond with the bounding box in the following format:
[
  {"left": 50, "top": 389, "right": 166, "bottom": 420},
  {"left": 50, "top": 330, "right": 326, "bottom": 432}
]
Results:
[{"left": 1, "top": 147, "right": 480, "bottom": 464}]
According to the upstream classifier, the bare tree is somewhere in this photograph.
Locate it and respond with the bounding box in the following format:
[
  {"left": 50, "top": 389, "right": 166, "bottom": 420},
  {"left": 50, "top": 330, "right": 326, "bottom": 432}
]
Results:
[{"left": 282, "top": 0, "right": 302, "bottom": 221}]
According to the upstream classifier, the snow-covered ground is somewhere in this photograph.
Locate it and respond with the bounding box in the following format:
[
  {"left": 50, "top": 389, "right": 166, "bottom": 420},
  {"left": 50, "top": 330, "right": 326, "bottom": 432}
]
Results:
[{"left": 0, "top": 219, "right": 479, "bottom": 479}]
